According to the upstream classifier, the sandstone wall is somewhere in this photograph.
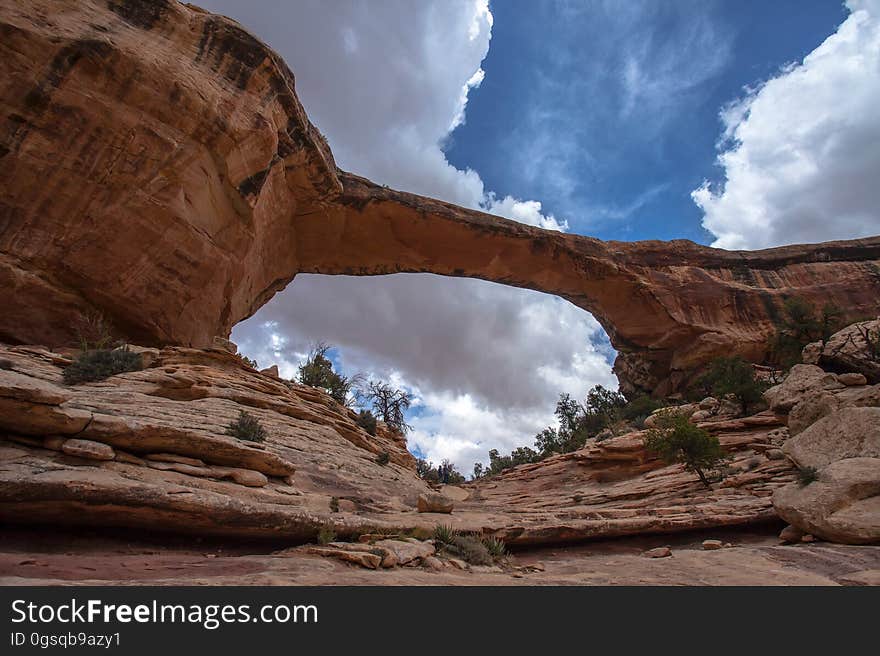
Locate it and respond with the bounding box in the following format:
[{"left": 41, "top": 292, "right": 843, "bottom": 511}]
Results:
[{"left": 2, "top": 0, "right": 879, "bottom": 395}]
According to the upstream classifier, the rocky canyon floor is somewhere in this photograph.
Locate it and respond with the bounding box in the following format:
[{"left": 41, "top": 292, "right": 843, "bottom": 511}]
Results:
[
  {"left": 1, "top": 326, "right": 879, "bottom": 586},
  {"left": 2, "top": 525, "right": 878, "bottom": 586}
]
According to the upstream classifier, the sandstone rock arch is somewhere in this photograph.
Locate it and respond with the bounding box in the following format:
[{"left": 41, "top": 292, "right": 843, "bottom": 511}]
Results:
[{"left": 2, "top": 0, "right": 880, "bottom": 395}]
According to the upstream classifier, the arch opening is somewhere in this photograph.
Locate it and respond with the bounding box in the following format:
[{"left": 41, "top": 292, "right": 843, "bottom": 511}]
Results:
[{"left": 232, "top": 273, "right": 617, "bottom": 471}]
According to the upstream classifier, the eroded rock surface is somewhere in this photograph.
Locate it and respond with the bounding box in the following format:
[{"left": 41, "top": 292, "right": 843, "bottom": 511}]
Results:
[
  {"left": 773, "top": 407, "right": 880, "bottom": 544},
  {"left": 0, "top": 343, "right": 803, "bottom": 547},
  {"left": 1, "top": 1, "right": 879, "bottom": 395}
]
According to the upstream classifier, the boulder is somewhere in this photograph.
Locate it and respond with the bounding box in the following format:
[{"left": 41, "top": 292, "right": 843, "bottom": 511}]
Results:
[
  {"left": 773, "top": 458, "right": 880, "bottom": 544},
  {"left": 439, "top": 485, "right": 470, "bottom": 502},
  {"left": 763, "top": 365, "right": 843, "bottom": 413},
  {"left": 787, "top": 391, "right": 840, "bottom": 436},
  {"left": 260, "top": 365, "right": 280, "bottom": 378},
  {"left": 644, "top": 404, "right": 697, "bottom": 428},
  {"left": 774, "top": 407, "right": 880, "bottom": 544},
  {"left": 783, "top": 407, "right": 880, "bottom": 469},
  {"left": 818, "top": 320, "right": 880, "bottom": 384},
  {"left": 801, "top": 341, "right": 823, "bottom": 365},
  {"left": 702, "top": 539, "right": 723, "bottom": 550},
  {"left": 373, "top": 539, "right": 436, "bottom": 566},
  {"left": 60, "top": 439, "right": 115, "bottom": 461},
  {"left": 643, "top": 547, "right": 671, "bottom": 558},
  {"left": 306, "top": 546, "right": 381, "bottom": 570},
  {"left": 422, "top": 556, "right": 444, "bottom": 570},
  {"left": 225, "top": 468, "right": 269, "bottom": 488},
  {"left": 779, "top": 525, "right": 805, "bottom": 543},
  {"left": 417, "top": 493, "right": 454, "bottom": 513},
  {"left": 838, "top": 372, "right": 868, "bottom": 386},
  {"left": 766, "top": 449, "right": 786, "bottom": 460},
  {"left": 699, "top": 397, "right": 719, "bottom": 411}
]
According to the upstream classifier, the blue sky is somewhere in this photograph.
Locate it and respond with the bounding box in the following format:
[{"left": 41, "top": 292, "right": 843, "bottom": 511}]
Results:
[
  {"left": 205, "top": 0, "right": 880, "bottom": 469},
  {"left": 446, "top": 0, "right": 847, "bottom": 242}
]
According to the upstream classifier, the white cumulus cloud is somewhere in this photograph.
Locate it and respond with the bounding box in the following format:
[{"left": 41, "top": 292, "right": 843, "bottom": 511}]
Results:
[{"left": 694, "top": 0, "right": 880, "bottom": 250}]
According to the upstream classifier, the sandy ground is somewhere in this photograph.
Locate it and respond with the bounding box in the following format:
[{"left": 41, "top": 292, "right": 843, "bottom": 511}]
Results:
[{"left": 1, "top": 525, "right": 878, "bottom": 586}]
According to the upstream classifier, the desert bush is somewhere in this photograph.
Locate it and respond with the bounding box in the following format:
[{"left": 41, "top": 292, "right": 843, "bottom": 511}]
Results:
[
  {"left": 482, "top": 536, "right": 507, "bottom": 559},
  {"left": 361, "top": 380, "right": 412, "bottom": 434},
  {"left": 769, "top": 298, "right": 843, "bottom": 369},
  {"left": 471, "top": 462, "right": 484, "bottom": 479},
  {"left": 298, "top": 342, "right": 360, "bottom": 406},
  {"left": 433, "top": 525, "right": 458, "bottom": 546},
  {"left": 619, "top": 395, "right": 664, "bottom": 426},
  {"left": 797, "top": 465, "right": 819, "bottom": 487},
  {"left": 644, "top": 414, "right": 725, "bottom": 487},
  {"left": 375, "top": 451, "right": 390, "bottom": 466},
  {"left": 417, "top": 458, "right": 465, "bottom": 483},
  {"left": 329, "top": 496, "right": 340, "bottom": 513},
  {"left": 416, "top": 458, "right": 439, "bottom": 483},
  {"left": 224, "top": 410, "right": 268, "bottom": 443},
  {"left": 62, "top": 348, "right": 143, "bottom": 385},
  {"left": 445, "top": 535, "right": 493, "bottom": 566},
  {"left": 238, "top": 355, "right": 258, "bottom": 368},
  {"left": 73, "top": 310, "right": 118, "bottom": 351},
  {"left": 697, "top": 356, "right": 766, "bottom": 414},
  {"left": 356, "top": 409, "right": 377, "bottom": 436},
  {"left": 317, "top": 525, "right": 336, "bottom": 545},
  {"left": 585, "top": 384, "right": 627, "bottom": 422}
]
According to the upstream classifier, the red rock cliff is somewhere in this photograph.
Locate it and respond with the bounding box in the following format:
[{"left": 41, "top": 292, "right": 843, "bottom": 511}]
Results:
[{"left": 2, "top": 0, "right": 880, "bottom": 395}]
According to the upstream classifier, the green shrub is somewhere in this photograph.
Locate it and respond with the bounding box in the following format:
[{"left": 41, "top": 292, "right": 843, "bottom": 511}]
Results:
[
  {"left": 298, "top": 342, "right": 360, "bottom": 406},
  {"left": 644, "top": 414, "right": 725, "bottom": 487},
  {"left": 433, "top": 525, "right": 459, "bottom": 546},
  {"left": 224, "top": 410, "right": 268, "bottom": 443},
  {"left": 797, "top": 465, "right": 819, "bottom": 487},
  {"left": 375, "top": 451, "right": 390, "bottom": 466},
  {"left": 329, "top": 496, "right": 340, "bottom": 513},
  {"left": 238, "top": 355, "right": 258, "bottom": 368},
  {"left": 417, "top": 458, "right": 466, "bottom": 483},
  {"left": 769, "top": 298, "right": 843, "bottom": 369},
  {"left": 445, "top": 535, "right": 493, "bottom": 566},
  {"left": 317, "top": 525, "right": 336, "bottom": 545},
  {"left": 697, "top": 356, "right": 766, "bottom": 414},
  {"left": 356, "top": 410, "right": 377, "bottom": 435},
  {"left": 482, "top": 536, "right": 507, "bottom": 559},
  {"left": 619, "top": 395, "right": 664, "bottom": 426},
  {"left": 62, "top": 348, "right": 143, "bottom": 385}
]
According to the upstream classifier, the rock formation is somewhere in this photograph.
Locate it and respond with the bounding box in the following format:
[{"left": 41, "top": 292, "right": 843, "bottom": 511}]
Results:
[
  {"left": 2, "top": 0, "right": 880, "bottom": 395},
  {"left": 0, "top": 342, "right": 800, "bottom": 545}
]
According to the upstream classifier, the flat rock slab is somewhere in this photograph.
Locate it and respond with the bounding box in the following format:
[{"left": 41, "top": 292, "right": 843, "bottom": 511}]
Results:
[{"left": 60, "top": 439, "right": 115, "bottom": 461}]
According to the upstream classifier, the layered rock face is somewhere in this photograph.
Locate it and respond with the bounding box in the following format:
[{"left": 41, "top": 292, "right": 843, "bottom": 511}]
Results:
[
  {"left": 0, "top": 343, "right": 422, "bottom": 540},
  {"left": 2, "top": 0, "right": 879, "bottom": 396},
  {"left": 0, "top": 343, "right": 797, "bottom": 545}
]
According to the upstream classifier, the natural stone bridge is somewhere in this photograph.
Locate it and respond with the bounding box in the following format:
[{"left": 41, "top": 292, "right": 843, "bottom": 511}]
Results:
[{"left": 2, "top": 0, "right": 880, "bottom": 395}]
